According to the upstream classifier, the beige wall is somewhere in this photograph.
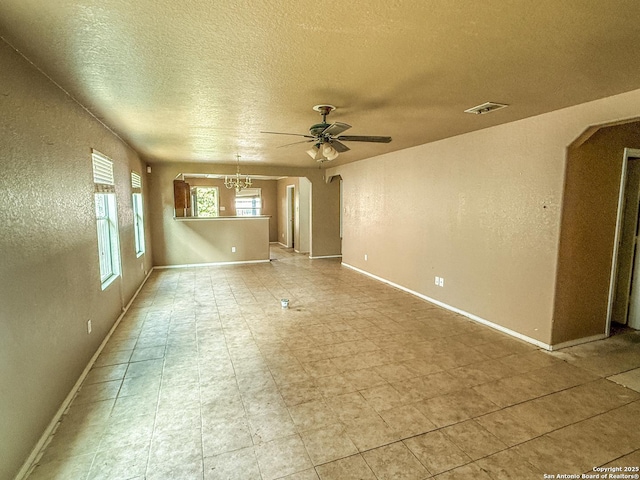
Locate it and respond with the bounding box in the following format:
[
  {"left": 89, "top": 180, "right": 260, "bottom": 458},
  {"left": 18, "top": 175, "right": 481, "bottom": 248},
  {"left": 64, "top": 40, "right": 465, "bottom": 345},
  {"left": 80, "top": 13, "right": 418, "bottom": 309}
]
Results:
[
  {"left": 161, "top": 217, "right": 270, "bottom": 264},
  {"left": 553, "top": 122, "right": 640, "bottom": 344},
  {"left": 0, "top": 40, "right": 152, "bottom": 480},
  {"left": 150, "top": 163, "right": 341, "bottom": 265},
  {"left": 328, "top": 89, "right": 640, "bottom": 347},
  {"left": 185, "top": 177, "right": 279, "bottom": 242}
]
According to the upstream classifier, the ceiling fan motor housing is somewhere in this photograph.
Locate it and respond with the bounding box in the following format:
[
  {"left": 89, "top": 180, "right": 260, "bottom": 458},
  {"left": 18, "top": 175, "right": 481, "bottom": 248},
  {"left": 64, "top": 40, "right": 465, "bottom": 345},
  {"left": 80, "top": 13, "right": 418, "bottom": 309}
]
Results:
[{"left": 309, "top": 122, "right": 330, "bottom": 136}]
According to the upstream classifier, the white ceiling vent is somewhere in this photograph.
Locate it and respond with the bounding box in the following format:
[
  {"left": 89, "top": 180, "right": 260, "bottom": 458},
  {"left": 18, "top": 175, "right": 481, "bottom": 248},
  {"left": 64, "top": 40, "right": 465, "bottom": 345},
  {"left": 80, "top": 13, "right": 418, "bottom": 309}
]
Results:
[{"left": 464, "top": 102, "right": 508, "bottom": 115}]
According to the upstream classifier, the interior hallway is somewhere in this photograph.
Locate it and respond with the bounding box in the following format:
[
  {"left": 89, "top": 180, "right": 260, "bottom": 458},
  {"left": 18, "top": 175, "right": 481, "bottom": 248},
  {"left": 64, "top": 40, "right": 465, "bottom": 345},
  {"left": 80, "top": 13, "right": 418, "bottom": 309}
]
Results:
[{"left": 27, "top": 246, "right": 640, "bottom": 479}]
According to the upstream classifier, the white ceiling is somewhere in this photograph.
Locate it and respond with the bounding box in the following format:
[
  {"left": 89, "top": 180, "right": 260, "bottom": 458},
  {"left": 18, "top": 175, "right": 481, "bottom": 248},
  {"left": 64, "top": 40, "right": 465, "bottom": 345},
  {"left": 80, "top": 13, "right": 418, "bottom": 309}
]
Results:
[{"left": 2, "top": 0, "right": 640, "bottom": 168}]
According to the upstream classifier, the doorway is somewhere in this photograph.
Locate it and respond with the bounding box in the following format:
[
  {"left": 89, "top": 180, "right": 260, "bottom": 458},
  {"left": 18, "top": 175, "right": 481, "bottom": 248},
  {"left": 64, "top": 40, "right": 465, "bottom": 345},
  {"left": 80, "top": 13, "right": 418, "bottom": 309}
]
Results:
[
  {"left": 609, "top": 149, "right": 640, "bottom": 332},
  {"left": 286, "top": 185, "right": 295, "bottom": 249}
]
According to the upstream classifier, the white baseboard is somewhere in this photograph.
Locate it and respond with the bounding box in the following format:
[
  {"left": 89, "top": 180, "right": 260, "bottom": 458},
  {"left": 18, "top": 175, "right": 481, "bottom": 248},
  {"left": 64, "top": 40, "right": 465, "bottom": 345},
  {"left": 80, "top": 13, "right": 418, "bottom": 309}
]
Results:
[
  {"left": 154, "top": 259, "right": 270, "bottom": 269},
  {"left": 341, "top": 262, "right": 553, "bottom": 351},
  {"left": 310, "top": 254, "right": 342, "bottom": 259},
  {"left": 16, "top": 269, "right": 155, "bottom": 480}
]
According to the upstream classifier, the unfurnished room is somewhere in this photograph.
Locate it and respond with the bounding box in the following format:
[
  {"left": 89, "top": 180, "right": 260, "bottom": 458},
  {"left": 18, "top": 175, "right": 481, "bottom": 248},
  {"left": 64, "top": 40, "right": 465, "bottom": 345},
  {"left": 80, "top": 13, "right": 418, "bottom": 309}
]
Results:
[{"left": 2, "top": 1, "right": 640, "bottom": 479}]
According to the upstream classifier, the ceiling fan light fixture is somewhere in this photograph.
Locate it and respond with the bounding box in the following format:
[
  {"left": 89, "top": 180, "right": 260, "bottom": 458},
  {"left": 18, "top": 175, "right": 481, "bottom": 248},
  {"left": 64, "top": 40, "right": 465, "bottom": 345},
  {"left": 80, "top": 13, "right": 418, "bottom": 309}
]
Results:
[
  {"left": 306, "top": 145, "right": 320, "bottom": 160},
  {"left": 322, "top": 143, "right": 339, "bottom": 161}
]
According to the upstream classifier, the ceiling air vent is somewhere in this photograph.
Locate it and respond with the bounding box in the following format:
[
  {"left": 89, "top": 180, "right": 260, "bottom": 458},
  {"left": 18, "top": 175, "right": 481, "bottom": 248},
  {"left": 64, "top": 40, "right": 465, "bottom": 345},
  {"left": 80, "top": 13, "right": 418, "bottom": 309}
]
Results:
[{"left": 464, "top": 102, "right": 508, "bottom": 115}]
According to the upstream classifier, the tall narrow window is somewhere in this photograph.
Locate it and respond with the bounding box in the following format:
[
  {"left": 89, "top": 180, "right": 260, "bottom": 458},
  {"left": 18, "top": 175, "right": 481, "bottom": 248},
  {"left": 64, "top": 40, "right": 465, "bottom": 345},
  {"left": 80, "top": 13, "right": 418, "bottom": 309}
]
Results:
[
  {"left": 92, "top": 150, "right": 121, "bottom": 289},
  {"left": 235, "top": 188, "right": 261, "bottom": 216},
  {"left": 131, "top": 172, "right": 145, "bottom": 256}
]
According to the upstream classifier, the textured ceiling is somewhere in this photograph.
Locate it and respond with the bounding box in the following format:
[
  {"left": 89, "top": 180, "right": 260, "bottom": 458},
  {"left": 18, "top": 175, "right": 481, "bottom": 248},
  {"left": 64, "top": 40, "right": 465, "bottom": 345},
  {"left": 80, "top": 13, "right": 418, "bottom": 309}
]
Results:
[{"left": 2, "top": 0, "right": 640, "bottom": 168}]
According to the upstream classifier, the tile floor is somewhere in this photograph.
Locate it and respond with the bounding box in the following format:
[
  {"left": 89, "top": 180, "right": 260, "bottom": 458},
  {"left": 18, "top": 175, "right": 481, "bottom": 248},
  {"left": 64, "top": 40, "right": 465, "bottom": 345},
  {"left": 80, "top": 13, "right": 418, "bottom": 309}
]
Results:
[{"left": 27, "top": 247, "right": 640, "bottom": 479}]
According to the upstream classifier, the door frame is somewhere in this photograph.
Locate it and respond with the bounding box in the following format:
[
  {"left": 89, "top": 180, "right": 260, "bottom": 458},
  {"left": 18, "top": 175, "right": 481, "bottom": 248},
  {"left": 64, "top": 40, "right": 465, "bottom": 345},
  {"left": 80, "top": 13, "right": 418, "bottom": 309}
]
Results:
[{"left": 607, "top": 147, "right": 640, "bottom": 335}]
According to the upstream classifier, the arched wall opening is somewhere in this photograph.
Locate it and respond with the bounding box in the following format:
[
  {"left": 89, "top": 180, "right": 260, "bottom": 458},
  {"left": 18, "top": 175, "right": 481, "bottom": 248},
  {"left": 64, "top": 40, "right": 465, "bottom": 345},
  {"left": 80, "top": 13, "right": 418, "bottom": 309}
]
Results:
[{"left": 552, "top": 120, "right": 640, "bottom": 345}]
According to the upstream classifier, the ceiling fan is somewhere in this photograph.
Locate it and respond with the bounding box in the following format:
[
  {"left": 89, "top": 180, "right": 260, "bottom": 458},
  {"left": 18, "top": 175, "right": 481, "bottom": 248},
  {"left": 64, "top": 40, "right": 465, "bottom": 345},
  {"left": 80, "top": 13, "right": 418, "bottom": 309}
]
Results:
[{"left": 262, "top": 105, "right": 392, "bottom": 162}]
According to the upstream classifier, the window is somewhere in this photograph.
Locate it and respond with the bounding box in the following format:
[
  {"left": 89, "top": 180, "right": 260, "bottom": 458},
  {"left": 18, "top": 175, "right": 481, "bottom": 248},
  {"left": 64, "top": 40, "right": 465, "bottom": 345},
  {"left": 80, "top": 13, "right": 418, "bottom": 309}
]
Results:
[
  {"left": 131, "top": 172, "right": 145, "bottom": 256},
  {"left": 92, "top": 151, "right": 121, "bottom": 289},
  {"left": 235, "top": 188, "right": 261, "bottom": 216},
  {"left": 191, "top": 186, "right": 219, "bottom": 217}
]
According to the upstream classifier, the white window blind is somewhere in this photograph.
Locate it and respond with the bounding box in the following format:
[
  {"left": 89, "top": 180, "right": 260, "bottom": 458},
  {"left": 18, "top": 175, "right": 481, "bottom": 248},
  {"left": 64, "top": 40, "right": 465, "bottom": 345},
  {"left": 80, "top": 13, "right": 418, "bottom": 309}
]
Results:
[
  {"left": 131, "top": 171, "right": 142, "bottom": 189},
  {"left": 92, "top": 151, "right": 114, "bottom": 185}
]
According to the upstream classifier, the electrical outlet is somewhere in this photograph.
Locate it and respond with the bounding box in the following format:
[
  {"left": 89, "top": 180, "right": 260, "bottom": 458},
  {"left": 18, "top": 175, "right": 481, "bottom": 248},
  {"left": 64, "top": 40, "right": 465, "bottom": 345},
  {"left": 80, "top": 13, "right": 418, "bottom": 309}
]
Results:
[
  {"left": 87, "top": 319, "right": 92, "bottom": 334},
  {"left": 439, "top": 277, "right": 444, "bottom": 287},
  {"left": 364, "top": 254, "right": 368, "bottom": 261},
  {"left": 435, "top": 276, "right": 440, "bottom": 285},
  {"left": 231, "top": 246, "right": 236, "bottom": 253}
]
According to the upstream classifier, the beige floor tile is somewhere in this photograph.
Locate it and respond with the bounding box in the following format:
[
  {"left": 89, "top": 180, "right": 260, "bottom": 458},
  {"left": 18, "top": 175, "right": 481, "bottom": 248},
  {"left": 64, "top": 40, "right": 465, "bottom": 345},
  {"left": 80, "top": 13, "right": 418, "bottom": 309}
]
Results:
[
  {"left": 326, "top": 391, "right": 379, "bottom": 425},
  {"left": 343, "top": 368, "right": 388, "bottom": 390},
  {"left": 362, "top": 441, "right": 431, "bottom": 480},
  {"left": 73, "top": 379, "right": 123, "bottom": 405},
  {"left": 279, "top": 379, "right": 324, "bottom": 407},
  {"left": 513, "top": 435, "right": 593, "bottom": 474},
  {"left": 546, "top": 414, "right": 637, "bottom": 465},
  {"left": 413, "top": 394, "right": 471, "bottom": 429},
  {"left": 241, "top": 387, "right": 287, "bottom": 416},
  {"left": 441, "top": 419, "right": 507, "bottom": 460},
  {"left": 314, "top": 374, "right": 357, "bottom": 397},
  {"left": 403, "top": 431, "right": 471, "bottom": 475},
  {"left": 84, "top": 364, "right": 129, "bottom": 385},
  {"left": 288, "top": 399, "right": 339, "bottom": 432},
  {"left": 599, "top": 449, "right": 640, "bottom": 469},
  {"left": 608, "top": 367, "right": 640, "bottom": 392},
  {"left": 201, "top": 416, "right": 253, "bottom": 457},
  {"left": 569, "top": 379, "right": 640, "bottom": 416},
  {"left": 379, "top": 404, "right": 437, "bottom": 439},
  {"left": 248, "top": 408, "right": 298, "bottom": 444},
  {"left": 432, "top": 462, "right": 493, "bottom": 480},
  {"left": 374, "top": 363, "right": 418, "bottom": 382},
  {"left": 28, "top": 249, "right": 640, "bottom": 480},
  {"left": 255, "top": 434, "right": 313, "bottom": 480},
  {"left": 472, "top": 375, "right": 553, "bottom": 408},
  {"left": 204, "top": 446, "right": 261, "bottom": 480},
  {"left": 28, "top": 453, "right": 95, "bottom": 480},
  {"left": 475, "top": 448, "right": 543, "bottom": 480},
  {"left": 360, "top": 384, "right": 406, "bottom": 411},
  {"left": 98, "top": 413, "right": 155, "bottom": 451},
  {"left": 300, "top": 423, "right": 359, "bottom": 466},
  {"left": 344, "top": 414, "right": 400, "bottom": 452},
  {"left": 146, "top": 448, "right": 203, "bottom": 480},
  {"left": 475, "top": 409, "right": 546, "bottom": 447},
  {"left": 316, "top": 454, "right": 377, "bottom": 480},
  {"left": 525, "top": 362, "right": 599, "bottom": 391},
  {"left": 279, "top": 468, "right": 320, "bottom": 480},
  {"left": 87, "top": 442, "right": 150, "bottom": 480},
  {"left": 302, "top": 359, "right": 343, "bottom": 378}
]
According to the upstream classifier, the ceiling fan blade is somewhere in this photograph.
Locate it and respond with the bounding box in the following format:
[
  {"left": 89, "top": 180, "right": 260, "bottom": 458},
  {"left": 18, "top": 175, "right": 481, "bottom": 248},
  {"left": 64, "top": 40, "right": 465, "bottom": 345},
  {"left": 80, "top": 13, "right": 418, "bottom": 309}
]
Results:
[
  {"left": 331, "top": 140, "right": 350, "bottom": 153},
  {"left": 336, "top": 135, "right": 392, "bottom": 143},
  {"left": 277, "top": 139, "right": 316, "bottom": 148},
  {"left": 322, "top": 122, "right": 352, "bottom": 136},
  {"left": 261, "top": 131, "right": 315, "bottom": 138}
]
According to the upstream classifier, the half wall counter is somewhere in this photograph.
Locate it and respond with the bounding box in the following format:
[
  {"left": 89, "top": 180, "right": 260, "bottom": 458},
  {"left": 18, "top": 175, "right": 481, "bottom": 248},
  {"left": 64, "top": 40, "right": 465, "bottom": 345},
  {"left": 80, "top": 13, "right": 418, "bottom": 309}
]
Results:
[{"left": 161, "top": 216, "right": 271, "bottom": 266}]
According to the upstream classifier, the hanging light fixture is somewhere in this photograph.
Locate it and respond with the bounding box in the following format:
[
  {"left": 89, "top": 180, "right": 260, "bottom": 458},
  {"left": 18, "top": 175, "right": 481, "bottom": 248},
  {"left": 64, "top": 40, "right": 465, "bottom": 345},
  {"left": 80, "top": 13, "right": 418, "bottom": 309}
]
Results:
[
  {"left": 224, "top": 154, "right": 252, "bottom": 193},
  {"left": 306, "top": 141, "right": 339, "bottom": 162}
]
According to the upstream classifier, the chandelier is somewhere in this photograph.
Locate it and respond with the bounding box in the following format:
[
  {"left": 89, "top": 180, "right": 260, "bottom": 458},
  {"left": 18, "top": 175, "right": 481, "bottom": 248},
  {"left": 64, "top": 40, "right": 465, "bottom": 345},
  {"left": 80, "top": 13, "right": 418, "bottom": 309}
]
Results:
[{"left": 224, "top": 154, "right": 252, "bottom": 192}]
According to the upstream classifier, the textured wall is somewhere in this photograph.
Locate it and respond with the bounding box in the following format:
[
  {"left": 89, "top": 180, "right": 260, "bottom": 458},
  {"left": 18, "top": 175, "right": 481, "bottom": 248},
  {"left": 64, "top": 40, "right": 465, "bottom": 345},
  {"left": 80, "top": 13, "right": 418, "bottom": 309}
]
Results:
[
  {"left": 328, "top": 89, "right": 640, "bottom": 346},
  {"left": 0, "top": 41, "right": 152, "bottom": 479}
]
